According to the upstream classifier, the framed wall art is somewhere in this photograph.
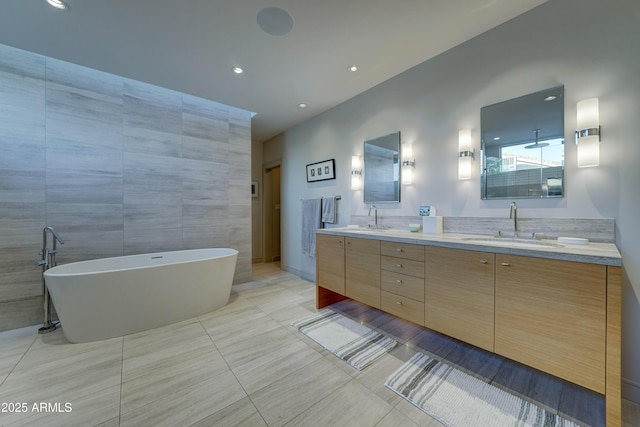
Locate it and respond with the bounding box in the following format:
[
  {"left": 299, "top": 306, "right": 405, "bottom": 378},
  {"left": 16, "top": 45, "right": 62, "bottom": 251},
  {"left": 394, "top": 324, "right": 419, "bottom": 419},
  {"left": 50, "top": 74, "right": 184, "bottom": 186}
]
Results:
[{"left": 306, "top": 159, "right": 336, "bottom": 182}]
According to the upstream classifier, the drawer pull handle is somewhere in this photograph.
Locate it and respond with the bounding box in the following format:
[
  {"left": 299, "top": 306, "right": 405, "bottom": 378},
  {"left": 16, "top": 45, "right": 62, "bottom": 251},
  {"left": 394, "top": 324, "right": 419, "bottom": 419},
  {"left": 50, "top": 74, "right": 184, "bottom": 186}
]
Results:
[
  {"left": 501, "top": 262, "right": 511, "bottom": 266},
  {"left": 396, "top": 248, "right": 403, "bottom": 252},
  {"left": 396, "top": 264, "right": 403, "bottom": 268},
  {"left": 396, "top": 301, "right": 403, "bottom": 305},
  {"left": 479, "top": 259, "right": 488, "bottom": 264},
  {"left": 396, "top": 280, "right": 403, "bottom": 284}
]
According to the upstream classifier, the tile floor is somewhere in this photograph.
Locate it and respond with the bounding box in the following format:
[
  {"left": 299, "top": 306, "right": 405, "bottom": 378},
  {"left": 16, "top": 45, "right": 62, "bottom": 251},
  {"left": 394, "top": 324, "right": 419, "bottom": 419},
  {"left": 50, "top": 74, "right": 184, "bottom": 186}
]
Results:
[{"left": 0, "top": 263, "right": 638, "bottom": 427}]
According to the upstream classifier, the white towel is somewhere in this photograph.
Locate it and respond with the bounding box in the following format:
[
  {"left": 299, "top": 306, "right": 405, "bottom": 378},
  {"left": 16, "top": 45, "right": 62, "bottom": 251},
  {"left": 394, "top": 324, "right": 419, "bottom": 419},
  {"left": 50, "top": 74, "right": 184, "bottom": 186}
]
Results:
[
  {"left": 321, "top": 197, "right": 337, "bottom": 224},
  {"left": 302, "top": 198, "right": 322, "bottom": 257}
]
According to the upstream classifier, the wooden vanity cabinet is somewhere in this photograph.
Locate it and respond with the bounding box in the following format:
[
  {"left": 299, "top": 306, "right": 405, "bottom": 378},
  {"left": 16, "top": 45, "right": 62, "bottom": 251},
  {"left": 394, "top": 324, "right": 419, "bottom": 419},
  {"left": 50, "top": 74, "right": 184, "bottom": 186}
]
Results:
[
  {"left": 345, "top": 237, "right": 381, "bottom": 309},
  {"left": 495, "top": 254, "right": 607, "bottom": 393},
  {"left": 424, "top": 247, "right": 495, "bottom": 352},
  {"left": 315, "top": 231, "right": 622, "bottom": 426},
  {"left": 380, "top": 242, "right": 425, "bottom": 325},
  {"left": 316, "top": 234, "right": 346, "bottom": 307}
]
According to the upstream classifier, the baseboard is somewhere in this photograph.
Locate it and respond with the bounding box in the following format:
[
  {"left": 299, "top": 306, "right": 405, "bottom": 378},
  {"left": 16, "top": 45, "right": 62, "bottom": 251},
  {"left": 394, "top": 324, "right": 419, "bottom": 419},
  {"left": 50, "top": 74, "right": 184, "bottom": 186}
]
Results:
[
  {"left": 623, "top": 377, "right": 640, "bottom": 403},
  {"left": 280, "top": 264, "right": 315, "bottom": 283}
]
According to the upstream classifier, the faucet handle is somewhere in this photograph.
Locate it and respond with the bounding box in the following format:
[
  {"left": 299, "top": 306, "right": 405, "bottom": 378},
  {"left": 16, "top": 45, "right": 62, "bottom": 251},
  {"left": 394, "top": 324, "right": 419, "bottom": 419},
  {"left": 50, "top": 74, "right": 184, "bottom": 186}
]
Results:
[{"left": 533, "top": 232, "right": 545, "bottom": 240}]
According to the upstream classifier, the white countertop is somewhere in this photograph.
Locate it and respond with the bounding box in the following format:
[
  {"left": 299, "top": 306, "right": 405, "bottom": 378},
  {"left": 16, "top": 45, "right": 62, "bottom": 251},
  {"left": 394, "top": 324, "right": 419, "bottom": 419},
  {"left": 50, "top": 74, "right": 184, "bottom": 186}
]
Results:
[{"left": 317, "top": 227, "right": 622, "bottom": 266}]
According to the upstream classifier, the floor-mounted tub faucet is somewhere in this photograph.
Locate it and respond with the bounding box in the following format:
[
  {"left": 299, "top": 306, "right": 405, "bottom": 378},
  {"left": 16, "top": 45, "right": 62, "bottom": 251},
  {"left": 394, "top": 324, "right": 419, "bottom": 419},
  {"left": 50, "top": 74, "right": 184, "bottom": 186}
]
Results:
[
  {"left": 509, "top": 201, "right": 518, "bottom": 238},
  {"left": 35, "top": 226, "right": 64, "bottom": 334}
]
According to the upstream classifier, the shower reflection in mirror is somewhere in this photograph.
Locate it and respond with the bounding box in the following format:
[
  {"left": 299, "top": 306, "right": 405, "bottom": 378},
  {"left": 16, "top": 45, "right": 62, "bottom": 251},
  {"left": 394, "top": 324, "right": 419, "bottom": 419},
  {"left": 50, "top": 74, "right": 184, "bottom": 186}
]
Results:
[
  {"left": 481, "top": 86, "right": 565, "bottom": 199},
  {"left": 363, "top": 131, "right": 401, "bottom": 203}
]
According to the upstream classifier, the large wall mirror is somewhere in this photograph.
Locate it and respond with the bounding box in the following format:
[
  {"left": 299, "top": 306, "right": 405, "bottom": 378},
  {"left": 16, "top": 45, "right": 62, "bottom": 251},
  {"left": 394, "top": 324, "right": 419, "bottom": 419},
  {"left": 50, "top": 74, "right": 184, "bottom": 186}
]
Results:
[
  {"left": 364, "top": 131, "right": 401, "bottom": 203},
  {"left": 481, "top": 86, "right": 565, "bottom": 199}
]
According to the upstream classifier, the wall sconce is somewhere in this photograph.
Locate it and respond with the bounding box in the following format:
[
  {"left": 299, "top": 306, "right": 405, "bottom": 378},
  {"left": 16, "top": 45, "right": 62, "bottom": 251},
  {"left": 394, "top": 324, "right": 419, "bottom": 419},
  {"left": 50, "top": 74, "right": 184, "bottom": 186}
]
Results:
[
  {"left": 401, "top": 143, "right": 415, "bottom": 185},
  {"left": 351, "top": 155, "right": 362, "bottom": 190},
  {"left": 575, "top": 98, "right": 600, "bottom": 168},
  {"left": 458, "top": 129, "right": 474, "bottom": 180}
]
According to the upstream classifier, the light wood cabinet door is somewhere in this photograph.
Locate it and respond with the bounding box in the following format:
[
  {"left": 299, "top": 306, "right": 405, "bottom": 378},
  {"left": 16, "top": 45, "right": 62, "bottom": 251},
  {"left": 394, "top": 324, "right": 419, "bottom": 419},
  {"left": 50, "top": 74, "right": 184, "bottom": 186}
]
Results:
[
  {"left": 345, "top": 237, "right": 381, "bottom": 309},
  {"left": 381, "top": 256, "right": 425, "bottom": 278},
  {"left": 424, "top": 247, "right": 495, "bottom": 352},
  {"left": 316, "top": 234, "right": 345, "bottom": 295},
  {"left": 381, "top": 241, "right": 425, "bottom": 262},
  {"left": 381, "top": 270, "right": 424, "bottom": 302},
  {"left": 381, "top": 290, "right": 424, "bottom": 325},
  {"left": 495, "top": 254, "right": 606, "bottom": 393}
]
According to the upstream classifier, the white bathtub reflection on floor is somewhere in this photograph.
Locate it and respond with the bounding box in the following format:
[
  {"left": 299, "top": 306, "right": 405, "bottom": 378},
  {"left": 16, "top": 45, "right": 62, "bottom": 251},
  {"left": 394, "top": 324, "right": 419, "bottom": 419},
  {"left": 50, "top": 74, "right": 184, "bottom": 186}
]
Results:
[{"left": 44, "top": 248, "right": 238, "bottom": 343}]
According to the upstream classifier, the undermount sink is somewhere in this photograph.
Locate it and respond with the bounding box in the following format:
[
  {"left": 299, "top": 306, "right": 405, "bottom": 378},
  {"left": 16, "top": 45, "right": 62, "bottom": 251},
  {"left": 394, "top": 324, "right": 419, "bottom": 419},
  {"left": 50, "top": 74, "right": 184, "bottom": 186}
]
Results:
[
  {"left": 344, "top": 227, "right": 386, "bottom": 233},
  {"left": 461, "top": 237, "right": 562, "bottom": 249}
]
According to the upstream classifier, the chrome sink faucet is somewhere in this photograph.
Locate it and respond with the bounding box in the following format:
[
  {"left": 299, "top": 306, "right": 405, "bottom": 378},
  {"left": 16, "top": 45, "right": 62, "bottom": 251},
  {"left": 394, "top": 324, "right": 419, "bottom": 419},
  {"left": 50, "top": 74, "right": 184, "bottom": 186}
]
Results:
[
  {"left": 368, "top": 205, "right": 378, "bottom": 228},
  {"left": 509, "top": 201, "right": 518, "bottom": 238}
]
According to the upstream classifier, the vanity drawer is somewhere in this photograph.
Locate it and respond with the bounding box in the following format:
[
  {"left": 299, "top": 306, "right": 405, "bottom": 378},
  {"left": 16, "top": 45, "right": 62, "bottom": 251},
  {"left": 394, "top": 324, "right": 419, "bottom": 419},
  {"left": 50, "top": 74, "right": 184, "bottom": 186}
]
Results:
[
  {"left": 381, "top": 290, "right": 425, "bottom": 326},
  {"left": 381, "top": 270, "right": 424, "bottom": 302},
  {"left": 381, "top": 241, "right": 424, "bottom": 262},
  {"left": 381, "top": 256, "right": 425, "bottom": 278}
]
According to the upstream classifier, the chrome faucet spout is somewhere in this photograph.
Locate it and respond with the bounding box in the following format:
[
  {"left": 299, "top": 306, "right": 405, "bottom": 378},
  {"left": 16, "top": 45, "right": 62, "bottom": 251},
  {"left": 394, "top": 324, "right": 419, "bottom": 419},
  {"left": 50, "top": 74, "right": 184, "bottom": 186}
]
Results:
[
  {"left": 368, "top": 205, "right": 378, "bottom": 228},
  {"left": 44, "top": 226, "right": 64, "bottom": 245},
  {"left": 509, "top": 201, "right": 518, "bottom": 237}
]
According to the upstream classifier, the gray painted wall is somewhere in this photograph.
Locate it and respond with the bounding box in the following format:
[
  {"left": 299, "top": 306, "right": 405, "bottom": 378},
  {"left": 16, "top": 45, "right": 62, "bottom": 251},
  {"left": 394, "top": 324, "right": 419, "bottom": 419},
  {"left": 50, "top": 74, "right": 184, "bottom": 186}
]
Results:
[
  {"left": 0, "top": 44, "right": 252, "bottom": 332},
  {"left": 264, "top": 0, "right": 640, "bottom": 401}
]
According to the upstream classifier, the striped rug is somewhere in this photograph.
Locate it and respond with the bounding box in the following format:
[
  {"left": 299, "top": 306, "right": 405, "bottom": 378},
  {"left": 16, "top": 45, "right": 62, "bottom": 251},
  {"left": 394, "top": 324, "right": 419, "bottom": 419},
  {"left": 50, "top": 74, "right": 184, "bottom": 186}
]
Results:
[
  {"left": 292, "top": 309, "right": 397, "bottom": 370},
  {"left": 385, "top": 352, "right": 580, "bottom": 427}
]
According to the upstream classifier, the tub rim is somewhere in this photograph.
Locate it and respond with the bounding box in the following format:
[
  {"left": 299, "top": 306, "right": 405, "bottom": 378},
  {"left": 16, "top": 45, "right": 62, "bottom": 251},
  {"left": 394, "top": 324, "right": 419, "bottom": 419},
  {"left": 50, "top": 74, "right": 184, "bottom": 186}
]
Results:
[{"left": 43, "top": 247, "right": 239, "bottom": 277}]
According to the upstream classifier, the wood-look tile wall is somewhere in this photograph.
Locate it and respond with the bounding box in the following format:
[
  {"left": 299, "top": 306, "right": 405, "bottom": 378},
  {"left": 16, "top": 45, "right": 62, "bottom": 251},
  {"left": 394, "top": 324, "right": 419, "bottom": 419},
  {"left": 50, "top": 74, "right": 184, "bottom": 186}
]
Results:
[{"left": 0, "top": 44, "right": 252, "bottom": 332}]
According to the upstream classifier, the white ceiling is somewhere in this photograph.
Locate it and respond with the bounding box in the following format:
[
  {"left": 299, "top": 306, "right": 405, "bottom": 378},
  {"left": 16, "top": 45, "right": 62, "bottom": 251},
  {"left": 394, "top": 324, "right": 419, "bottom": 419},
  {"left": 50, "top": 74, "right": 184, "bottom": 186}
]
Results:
[{"left": 0, "top": 0, "right": 547, "bottom": 142}]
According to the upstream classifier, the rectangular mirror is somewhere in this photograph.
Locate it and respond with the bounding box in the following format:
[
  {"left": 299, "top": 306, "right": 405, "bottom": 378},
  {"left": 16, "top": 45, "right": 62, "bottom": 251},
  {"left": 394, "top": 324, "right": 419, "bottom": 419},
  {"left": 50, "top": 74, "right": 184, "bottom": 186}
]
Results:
[
  {"left": 481, "top": 86, "right": 565, "bottom": 199},
  {"left": 364, "top": 131, "right": 401, "bottom": 203}
]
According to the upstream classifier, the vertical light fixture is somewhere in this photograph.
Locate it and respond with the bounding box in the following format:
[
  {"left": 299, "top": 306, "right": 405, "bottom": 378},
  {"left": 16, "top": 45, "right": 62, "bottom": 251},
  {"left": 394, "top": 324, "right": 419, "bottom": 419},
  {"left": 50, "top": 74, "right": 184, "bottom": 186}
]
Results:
[
  {"left": 46, "top": 0, "right": 68, "bottom": 10},
  {"left": 401, "top": 143, "right": 415, "bottom": 185},
  {"left": 458, "top": 129, "right": 474, "bottom": 180},
  {"left": 575, "top": 98, "right": 600, "bottom": 167},
  {"left": 351, "top": 155, "right": 362, "bottom": 190}
]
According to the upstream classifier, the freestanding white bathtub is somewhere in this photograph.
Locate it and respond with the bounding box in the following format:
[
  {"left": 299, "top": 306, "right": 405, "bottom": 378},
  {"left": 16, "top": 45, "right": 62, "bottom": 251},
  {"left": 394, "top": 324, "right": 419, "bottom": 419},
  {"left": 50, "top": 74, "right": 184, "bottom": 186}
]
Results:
[{"left": 44, "top": 248, "right": 238, "bottom": 343}]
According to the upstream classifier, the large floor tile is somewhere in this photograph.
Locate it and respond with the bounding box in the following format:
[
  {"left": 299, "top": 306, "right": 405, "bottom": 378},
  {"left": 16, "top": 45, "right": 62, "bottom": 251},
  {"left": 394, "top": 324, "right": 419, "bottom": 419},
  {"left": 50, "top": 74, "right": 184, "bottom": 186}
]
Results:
[
  {"left": 231, "top": 336, "right": 323, "bottom": 395},
  {"left": 216, "top": 325, "right": 299, "bottom": 368},
  {"left": 2, "top": 384, "right": 121, "bottom": 427},
  {"left": 250, "top": 356, "right": 352, "bottom": 426},
  {"left": 188, "top": 396, "right": 267, "bottom": 427},
  {"left": 0, "top": 325, "right": 38, "bottom": 384},
  {"left": 284, "top": 379, "right": 393, "bottom": 426},
  {"left": 375, "top": 408, "right": 421, "bottom": 427},
  {"left": 119, "top": 371, "right": 246, "bottom": 427},
  {"left": 120, "top": 345, "right": 228, "bottom": 414},
  {"left": 0, "top": 330, "right": 122, "bottom": 426},
  {"left": 122, "top": 321, "right": 214, "bottom": 375},
  {"left": 201, "top": 308, "right": 280, "bottom": 347}
]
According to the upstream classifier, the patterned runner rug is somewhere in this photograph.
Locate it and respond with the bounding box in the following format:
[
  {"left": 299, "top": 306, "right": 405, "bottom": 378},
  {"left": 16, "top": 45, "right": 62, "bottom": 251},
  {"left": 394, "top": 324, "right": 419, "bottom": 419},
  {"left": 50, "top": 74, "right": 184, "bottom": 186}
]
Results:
[
  {"left": 385, "top": 352, "right": 580, "bottom": 427},
  {"left": 292, "top": 309, "right": 397, "bottom": 370}
]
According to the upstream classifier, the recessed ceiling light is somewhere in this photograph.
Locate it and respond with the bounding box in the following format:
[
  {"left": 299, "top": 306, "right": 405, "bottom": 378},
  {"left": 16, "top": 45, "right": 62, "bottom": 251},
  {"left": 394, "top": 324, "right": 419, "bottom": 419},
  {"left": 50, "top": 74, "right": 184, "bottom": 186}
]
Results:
[
  {"left": 46, "top": 0, "right": 68, "bottom": 10},
  {"left": 493, "top": 137, "right": 501, "bottom": 141},
  {"left": 544, "top": 95, "right": 557, "bottom": 101},
  {"left": 349, "top": 65, "right": 358, "bottom": 72},
  {"left": 298, "top": 103, "right": 307, "bottom": 108},
  {"left": 232, "top": 67, "right": 244, "bottom": 74}
]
